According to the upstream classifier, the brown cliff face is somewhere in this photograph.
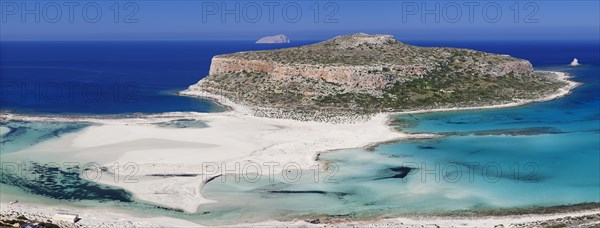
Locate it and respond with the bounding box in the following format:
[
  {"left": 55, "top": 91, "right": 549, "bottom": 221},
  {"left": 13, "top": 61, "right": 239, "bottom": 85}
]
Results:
[
  {"left": 187, "top": 33, "right": 561, "bottom": 117},
  {"left": 209, "top": 56, "right": 534, "bottom": 90},
  {"left": 208, "top": 57, "right": 431, "bottom": 90}
]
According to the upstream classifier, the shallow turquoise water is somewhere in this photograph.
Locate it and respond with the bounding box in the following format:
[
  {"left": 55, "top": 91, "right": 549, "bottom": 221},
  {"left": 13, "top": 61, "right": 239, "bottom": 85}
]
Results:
[
  {"left": 0, "top": 66, "right": 598, "bottom": 225},
  {"left": 0, "top": 121, "right": 91, "bottom": 154}
]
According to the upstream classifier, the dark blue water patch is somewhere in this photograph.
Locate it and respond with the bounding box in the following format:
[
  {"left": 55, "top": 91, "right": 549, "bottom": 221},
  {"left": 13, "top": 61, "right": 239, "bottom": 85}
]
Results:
[
  {"left": 267, "top": 190, "right": 350, "bottom": 199},
  {"left": 0, "top": 120, "right": 90, "bottom": 153},
  {"left": 373, "top": 166, "right": 414, "bottom": 180},
  {"left": 439, "top": 127, "right": 566, "bottom": 137},
  {"left": 418, "top": 146, "right": 436, "bottom": 150},
  {"left": 0, "top": 161, "right": 133, "bottom": 202},
  {"left": 470, "top": 127, "right": 565, "bottom": 136},
  {"left": 0, "top": 160, "right": 191, "bottom": 214}
]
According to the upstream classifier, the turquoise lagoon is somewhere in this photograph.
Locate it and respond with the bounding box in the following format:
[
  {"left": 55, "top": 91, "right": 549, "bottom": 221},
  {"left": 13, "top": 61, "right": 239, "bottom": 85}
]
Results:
[{"left": 1, "top": 65, "right": 598, "bottom": 225}]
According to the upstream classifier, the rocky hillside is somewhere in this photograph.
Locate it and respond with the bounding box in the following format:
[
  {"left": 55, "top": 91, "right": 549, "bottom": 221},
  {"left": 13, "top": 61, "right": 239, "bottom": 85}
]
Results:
[{"left": 186, "top": 33, "right": 566, "bottom": 118}]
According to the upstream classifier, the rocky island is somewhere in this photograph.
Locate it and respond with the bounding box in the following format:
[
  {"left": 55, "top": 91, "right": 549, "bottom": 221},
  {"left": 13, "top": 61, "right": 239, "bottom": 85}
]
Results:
[
  {"left": 185, "top": 33, "right": 569, "bottom": 120},
  {"left": 256, "top": 34, "right": 290, "bottom": 44}
]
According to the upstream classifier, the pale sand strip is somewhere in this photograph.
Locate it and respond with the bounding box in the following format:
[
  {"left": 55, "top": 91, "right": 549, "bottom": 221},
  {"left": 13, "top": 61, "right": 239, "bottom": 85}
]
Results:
[
  {"left": 1, "top": 71, "right": 587, "bottom": 226},
  {"left": 2, "top": 202, "right": 598, "bottom": 227},
  {"left": 235, "top": 208, "right": 600, "bottom": 227},
  {"left": 1, "top": 202, "right": 201, "bottom": 228}
]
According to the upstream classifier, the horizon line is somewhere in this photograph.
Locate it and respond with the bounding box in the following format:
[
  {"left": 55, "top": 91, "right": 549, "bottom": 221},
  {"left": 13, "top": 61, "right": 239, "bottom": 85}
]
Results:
[{"left": 2, "top": 37, "right": 600, "bottom": 41}]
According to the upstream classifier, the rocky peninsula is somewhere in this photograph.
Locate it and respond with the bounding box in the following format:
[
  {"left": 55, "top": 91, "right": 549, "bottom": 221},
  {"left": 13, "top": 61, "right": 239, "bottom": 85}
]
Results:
[{"left": 185, "top": 33, "right": 568, "bottom": 120}]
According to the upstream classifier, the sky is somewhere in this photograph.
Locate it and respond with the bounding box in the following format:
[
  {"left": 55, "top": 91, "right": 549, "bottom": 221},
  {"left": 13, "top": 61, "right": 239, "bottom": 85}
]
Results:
[{"left": 1, "top": 0, "right": 599, "bottom": 41}]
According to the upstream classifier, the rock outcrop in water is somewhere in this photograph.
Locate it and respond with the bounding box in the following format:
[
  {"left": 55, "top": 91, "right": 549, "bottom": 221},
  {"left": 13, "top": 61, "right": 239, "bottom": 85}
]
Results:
[
  {"left": 570, "top": 58, "right": 580, "bottom": 66},
  {"left": 256, "top": 34, "right": 290, "bottom": 44},
  {"left": 186, "top": 33, "right": 567, "bottom": 119}
]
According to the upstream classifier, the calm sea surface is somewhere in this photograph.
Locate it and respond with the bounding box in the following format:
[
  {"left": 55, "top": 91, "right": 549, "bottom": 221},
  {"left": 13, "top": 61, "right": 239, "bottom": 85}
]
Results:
[{"left": 1, "top": 40, "right": 598, "bottom": 225}]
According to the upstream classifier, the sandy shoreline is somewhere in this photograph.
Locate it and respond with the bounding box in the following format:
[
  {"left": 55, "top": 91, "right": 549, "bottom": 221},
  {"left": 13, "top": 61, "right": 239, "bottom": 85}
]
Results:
[
  {"left": 2, "top": 202, "right": 599, "bottom": 227},
  {"left": 3, "top": 107, "right": 422, "bottom": 214},
  {"left": 1, "top": 71, "right": 593, "bottom": 227},
  {"left": 1, "top": 202, "right": 201, "bottom": 228}
]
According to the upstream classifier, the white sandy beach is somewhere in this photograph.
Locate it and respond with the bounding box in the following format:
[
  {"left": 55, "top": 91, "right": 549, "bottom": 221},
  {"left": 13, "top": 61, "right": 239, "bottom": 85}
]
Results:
[
  {"left": 4, "top": 107, "right": 428, "bottom": 213},
  {"left": 1, "top": 202, "right": 201, "bottom": 228},
  {"left": 1, "top": 71, "right": 592, "bottom": 227}
]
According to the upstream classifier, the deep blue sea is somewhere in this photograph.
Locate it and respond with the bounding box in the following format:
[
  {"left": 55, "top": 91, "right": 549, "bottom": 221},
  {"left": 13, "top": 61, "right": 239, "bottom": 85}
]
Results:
[
  {"left": 1, "top": 40, "right": 598, "bottom": 115},
  {"left": 0, "top": 41, "right": 315, "bottom": 115},
  {"left": 0, "top": 40, "right": 598, "bottom": 224}
]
